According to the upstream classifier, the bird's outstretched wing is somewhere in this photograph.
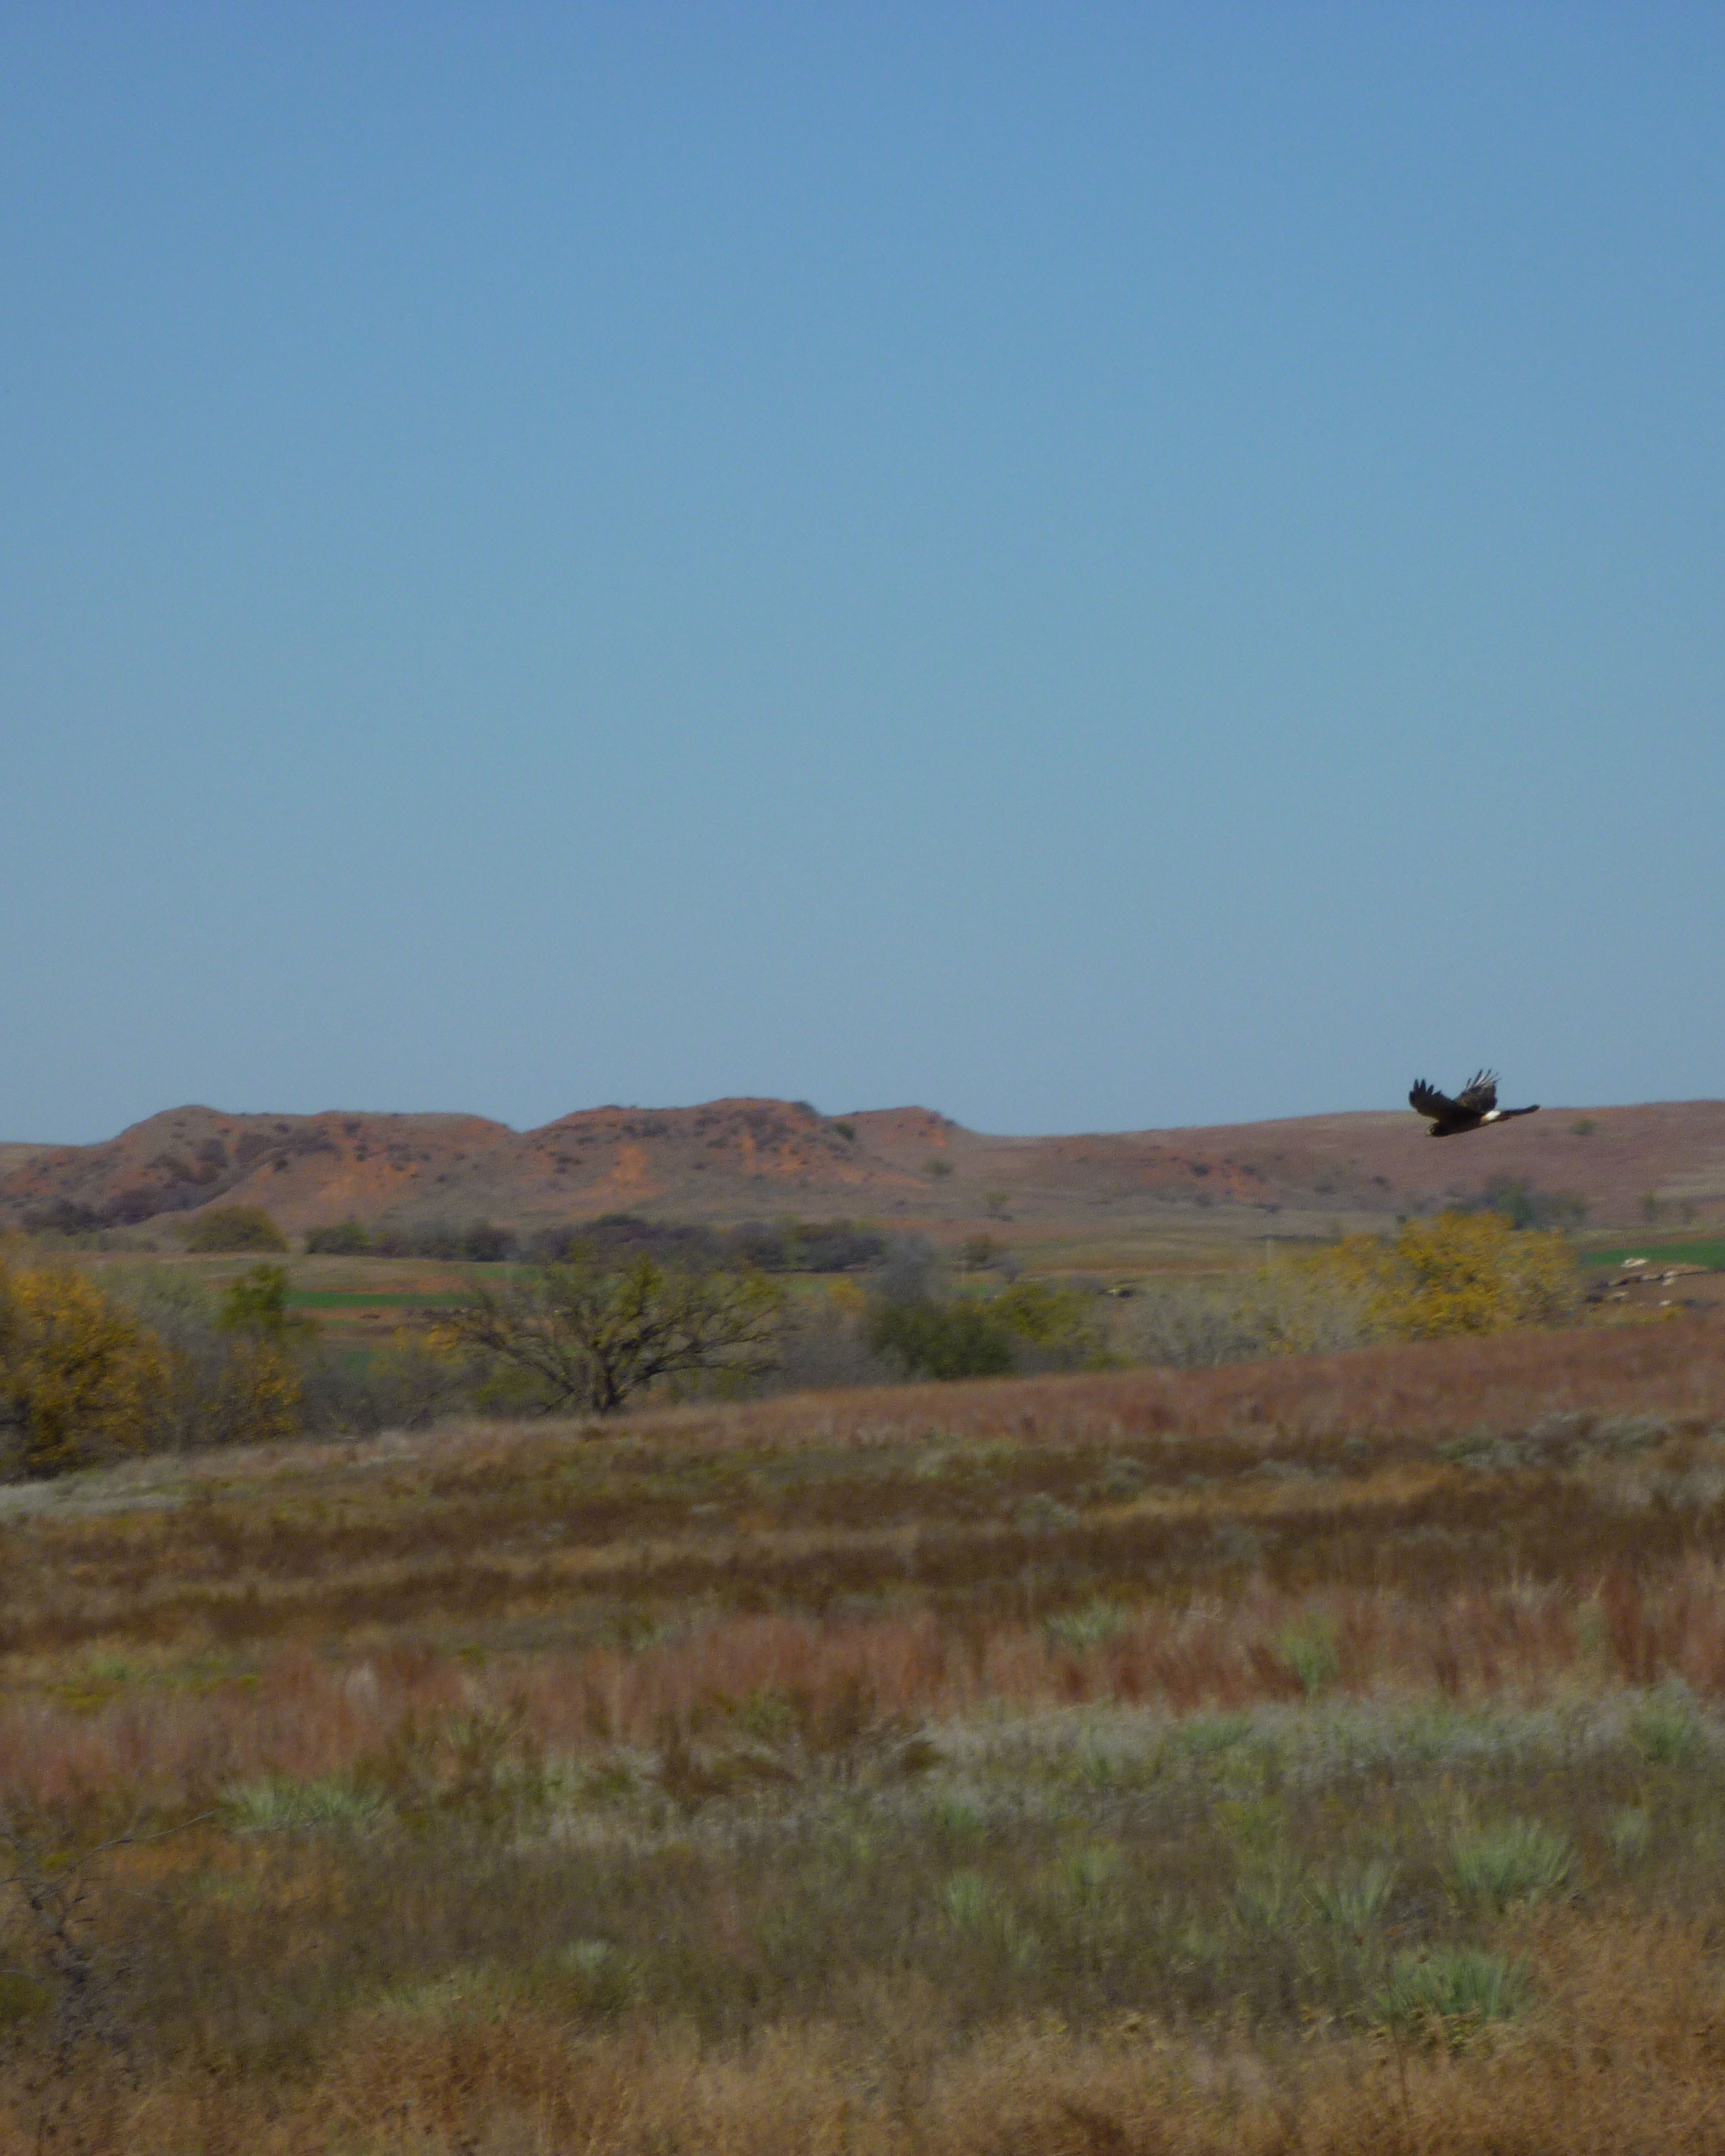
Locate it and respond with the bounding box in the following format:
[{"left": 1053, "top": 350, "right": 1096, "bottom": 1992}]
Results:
[
  {"left": 1455, "top": 1071, "right": 1499, "bottom": 1114},
  {"left": 1409, "top": 1080, "right": 1462, "bottom": 1121}
]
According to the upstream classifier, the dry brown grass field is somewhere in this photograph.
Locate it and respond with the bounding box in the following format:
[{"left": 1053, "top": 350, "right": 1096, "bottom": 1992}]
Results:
[{"left": 6, "top": 1322, "right": 1725, "bottom": 2150}]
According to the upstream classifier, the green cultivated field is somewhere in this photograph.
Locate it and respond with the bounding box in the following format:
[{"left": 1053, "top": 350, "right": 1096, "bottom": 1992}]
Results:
[{"left": 1581, "top": 1237, "right": 1725, "bottom": 1271}]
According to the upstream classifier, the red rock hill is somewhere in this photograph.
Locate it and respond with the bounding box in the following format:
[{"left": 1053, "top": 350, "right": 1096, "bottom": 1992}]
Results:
[{"left": 4, "top": 1097, "right": 1723, "bottom": 1236}]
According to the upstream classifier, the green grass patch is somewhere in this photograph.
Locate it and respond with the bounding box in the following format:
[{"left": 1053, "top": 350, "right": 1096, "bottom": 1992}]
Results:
[
  {"left": 1450, "top": 1818, "right": 1572, "bottom": 1909},
  {"left": 1376, "top": 1948, "right": 1526, "bottom": 2034},
  {"left": 221, "top": 1773, "right": 386, "bottom": 1833},
  {"left": 1581, "top": 1238, "right": 1725, "bottom": 1271},
  {"left": 1631, "top": 1686, "right": 1705, "bottom": 1766}
]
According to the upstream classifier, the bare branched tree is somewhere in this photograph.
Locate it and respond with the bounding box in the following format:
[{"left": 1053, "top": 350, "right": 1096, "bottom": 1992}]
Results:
[
  {"left": 435, "top": 1255, "right": 786, "bottom": 1415},
  {"left": 0, "top": 1809, "right": 206, "bottom": 2080}
]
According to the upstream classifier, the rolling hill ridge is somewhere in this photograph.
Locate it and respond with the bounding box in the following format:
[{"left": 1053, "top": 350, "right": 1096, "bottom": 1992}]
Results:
[{"left": 4, "top": 1095, "right": 1724, "bottom": 1237}]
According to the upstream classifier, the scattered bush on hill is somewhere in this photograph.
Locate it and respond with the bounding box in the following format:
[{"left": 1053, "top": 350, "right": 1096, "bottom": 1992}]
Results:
[
  {"left": 433, "top": 1256, "right": 786, "bottom": 1416},
  {"left": 0, "top": 1253, "right": 168, "bottom": 1477},
  {"left": 19, "top": 1198, "right": 106, "bottom": 1238},
  {"left": 304, "top": 1217, "right": 372, "bottom": 1255},
  {"left": 0, "top": 1201, "right": 1586, "bottom": 1469},
  {"left": 179, "top": 1205, "right": 288, "bottom": 1254},
  {"left": 368, "top": 1218, "right": 520, "bottom": 1262}
]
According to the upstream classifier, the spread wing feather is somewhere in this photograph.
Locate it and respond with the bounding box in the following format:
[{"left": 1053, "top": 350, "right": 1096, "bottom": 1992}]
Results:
[
  {"left": 1455, "top": 1071, "right": 1499, "bottom": 1114},
  {"left": 1409, "top": 1081, "right": 1461, "bottom": 1120}
]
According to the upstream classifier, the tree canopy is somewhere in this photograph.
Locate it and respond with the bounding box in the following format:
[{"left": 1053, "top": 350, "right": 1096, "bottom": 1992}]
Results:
[{"left": 433, "top": 1256, "right": 785, "bottom": 1416}]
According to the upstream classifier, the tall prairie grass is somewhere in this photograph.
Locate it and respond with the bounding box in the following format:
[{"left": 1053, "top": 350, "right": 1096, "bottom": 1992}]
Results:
[{"left": 1, "top": 1320, "right": 1724, "bottom": 2147}]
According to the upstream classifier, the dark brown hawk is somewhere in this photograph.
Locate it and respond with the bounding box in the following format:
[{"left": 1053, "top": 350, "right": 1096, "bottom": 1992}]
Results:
[{"left": 1409, "top": 1071, "right": 1540, "bottom": 1138}]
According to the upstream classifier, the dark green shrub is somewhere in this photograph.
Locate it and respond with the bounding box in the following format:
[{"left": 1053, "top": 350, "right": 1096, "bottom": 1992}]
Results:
[
  {"left": 19, "top": 1199, "right": 104, "bottom": 1238},
  {"left": 725, "top": 1220, "right": 886, "bottom": 1273},
  {"left": 370, "top": 1218, "right": 519, "bottom": 1262},
  {"left": 868, "top": 1298, "right": 1015, "bottom": 1381},
  {"left": 1466, "top": 1176, "right": 1588, "bottom": 1231},
  {"left": 217, "top": 1265, "right": 316, "bottom": 1345},
  {"left": 461, "top": 1221, "right": 518, "bottom": 1263},
  {"left": 992, "top": 1280, "right": 1107, "bottom": 1368},
  {"left": 180, "top": 1206, "right": 288, "bottom": 1254},
  {"left": 304, "top": 1218, "right": 371, "bottom": 1256}
]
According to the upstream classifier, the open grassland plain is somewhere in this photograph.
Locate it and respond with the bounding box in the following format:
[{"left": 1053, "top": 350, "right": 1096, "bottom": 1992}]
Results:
[{"left": 6, "top": 1325, "right": 1725, "bottom": 2150}]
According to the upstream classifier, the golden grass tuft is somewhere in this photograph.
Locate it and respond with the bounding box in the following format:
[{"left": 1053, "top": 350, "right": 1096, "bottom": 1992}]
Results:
[{"left": 0, "top": 1917, "right": 1721, "bottom": 2152}]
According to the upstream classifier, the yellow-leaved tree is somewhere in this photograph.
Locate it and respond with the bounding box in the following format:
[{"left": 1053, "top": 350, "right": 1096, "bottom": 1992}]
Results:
[
  {"left": 0, "top": 1255, "right": 169, "bottom": 1478},
  {"left": 100, "top": 1260, "right": 318, "bottom": 1449},
  {"left": 1310, "top": 1210, "right": 1578, "bottom": 1341},
  {"left": 205, "top": 1263, "right": 313, "bottom": 1446}
]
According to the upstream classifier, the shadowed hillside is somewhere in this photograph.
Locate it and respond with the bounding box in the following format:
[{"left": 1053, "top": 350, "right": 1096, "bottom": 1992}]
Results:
[{"left": 4, "top": 1095, "right": 1724, "bottom": 1237}]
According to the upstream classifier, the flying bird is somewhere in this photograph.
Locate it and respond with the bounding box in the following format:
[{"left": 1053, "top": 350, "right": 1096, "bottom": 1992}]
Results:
[{"left": 1408, "top": 1071, "right": 1540, "bottom": 1138}]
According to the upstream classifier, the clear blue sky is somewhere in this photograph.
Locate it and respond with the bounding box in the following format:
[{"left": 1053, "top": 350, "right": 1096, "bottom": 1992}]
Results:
[{"left": 4, "top": 5, "right": 1721, "bottom": 1144}]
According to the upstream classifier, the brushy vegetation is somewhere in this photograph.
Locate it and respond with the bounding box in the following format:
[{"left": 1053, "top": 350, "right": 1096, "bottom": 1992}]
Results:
[
  {"left": 1, "top": 1211, "right": 1597, "bottom": 1476},
  {"left": 0, "top": 1256, "right": 169, "bottom": 1478},
  {"left": 868, "top": 1275, "right": 1108, "bottom": 1380},
  {"left": 306, "top": 1211, "right": 891, "bottom": 1273},
  {"left": 1463, "top": 1173, "right": 1589, "bottom": 1232},
  {"left": 1320, "top": 1210, "right": 1581, "bottom": 1340},
  {"left": 1127, "top": 1210, "right": 1580, "bottom": 1370},
  {"left": 0, "top": 1318, "right": 1723, "bottom": 2145},
  {"left": 431, "top": 1255, "right": 786, "bottom": 1414},
  {"left": 0, "top": 1253, "right": 477, "bottom": 1473},
  {"left": 176, "top": 1204, "right": 289, "bottom": 1255}
]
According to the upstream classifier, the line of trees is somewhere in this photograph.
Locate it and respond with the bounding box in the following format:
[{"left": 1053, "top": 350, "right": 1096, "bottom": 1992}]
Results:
[
  {"left": 1, "top": 1207, "right": 1587, "bottom": 1480},
  {"left": 0, "top": 1256, "right": 311, "bottom": 1478},
  {"left": 1122, "top": 1211, "right": 1581, "bottom": 1369},
  {"left": 303, "top": 1212, "right": 888, "bottom": 1273},
  {"left": 0, "top": 1239, "right": 803, "bottom": 1478}
]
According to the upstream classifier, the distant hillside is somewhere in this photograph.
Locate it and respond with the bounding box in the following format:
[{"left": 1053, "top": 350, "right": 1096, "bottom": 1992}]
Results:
[{"left": 3, "top": 1096, "right": 1724, "bottom": 1238}]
